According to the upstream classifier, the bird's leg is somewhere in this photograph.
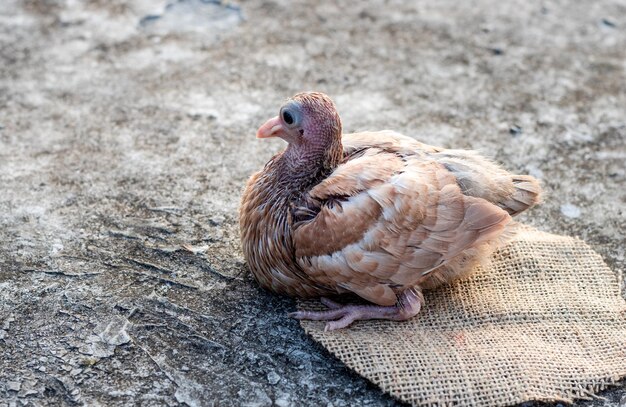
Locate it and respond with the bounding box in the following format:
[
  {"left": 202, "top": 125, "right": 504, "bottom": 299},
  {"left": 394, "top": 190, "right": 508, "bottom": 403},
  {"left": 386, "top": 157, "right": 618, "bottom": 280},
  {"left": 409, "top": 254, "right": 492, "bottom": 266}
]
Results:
[{"left": 290, "top": 288, "right": 423, "bottom": 331}]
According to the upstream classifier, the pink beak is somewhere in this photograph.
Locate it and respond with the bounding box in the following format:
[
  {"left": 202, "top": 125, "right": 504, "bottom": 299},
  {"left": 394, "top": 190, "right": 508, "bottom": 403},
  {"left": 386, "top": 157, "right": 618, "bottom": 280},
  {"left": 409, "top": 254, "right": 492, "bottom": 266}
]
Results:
[{"left": 256, "top": 116, "right": 285, "bottom": 139}]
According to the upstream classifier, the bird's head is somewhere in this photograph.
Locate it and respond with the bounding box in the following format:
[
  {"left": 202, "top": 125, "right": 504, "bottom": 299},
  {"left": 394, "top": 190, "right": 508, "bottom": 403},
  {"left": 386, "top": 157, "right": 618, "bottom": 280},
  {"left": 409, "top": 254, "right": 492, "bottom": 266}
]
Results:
[{"left": 256, "top": 92, "right": 342, "bottom": 168}]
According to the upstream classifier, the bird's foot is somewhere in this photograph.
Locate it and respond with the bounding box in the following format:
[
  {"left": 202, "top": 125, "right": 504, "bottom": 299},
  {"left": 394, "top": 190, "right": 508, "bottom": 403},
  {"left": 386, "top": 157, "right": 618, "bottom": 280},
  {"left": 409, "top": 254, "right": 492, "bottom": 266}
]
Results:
[{"left": 290, "top": 289, "right": 422, "bottom": 331}]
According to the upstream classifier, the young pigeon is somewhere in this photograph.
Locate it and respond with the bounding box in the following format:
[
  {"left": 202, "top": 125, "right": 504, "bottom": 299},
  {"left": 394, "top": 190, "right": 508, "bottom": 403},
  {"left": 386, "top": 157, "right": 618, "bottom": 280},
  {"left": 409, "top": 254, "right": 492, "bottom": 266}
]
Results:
[{"left": 239, "top": 92, "right": 541, "bottom": 331}]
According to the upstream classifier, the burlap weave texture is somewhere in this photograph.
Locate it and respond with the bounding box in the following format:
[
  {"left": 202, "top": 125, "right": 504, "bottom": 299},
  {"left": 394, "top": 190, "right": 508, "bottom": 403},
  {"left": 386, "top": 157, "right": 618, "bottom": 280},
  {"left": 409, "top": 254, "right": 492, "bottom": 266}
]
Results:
[{"left": 298, "top": 228, "right": 626, "bottom": 406}]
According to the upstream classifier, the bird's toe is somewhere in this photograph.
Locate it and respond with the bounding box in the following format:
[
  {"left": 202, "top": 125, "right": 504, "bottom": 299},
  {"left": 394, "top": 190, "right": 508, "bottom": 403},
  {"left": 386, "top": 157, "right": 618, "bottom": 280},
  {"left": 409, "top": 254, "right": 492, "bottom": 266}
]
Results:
[
  {"left": 288, "top": 311, "right": 307, "bottom": 319},
  {"left": 289, "top": 307, "right": 348, "bottom": 321},
  {"left": 324, "top": 313, "right": 360, "bottom": 331}
]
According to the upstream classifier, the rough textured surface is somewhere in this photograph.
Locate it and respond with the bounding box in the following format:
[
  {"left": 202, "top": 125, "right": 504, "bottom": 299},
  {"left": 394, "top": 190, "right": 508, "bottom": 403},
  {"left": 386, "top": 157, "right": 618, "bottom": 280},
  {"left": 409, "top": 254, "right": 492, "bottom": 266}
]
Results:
[{"left": 0, "top": 0, "right": 624, "bottom": 406}]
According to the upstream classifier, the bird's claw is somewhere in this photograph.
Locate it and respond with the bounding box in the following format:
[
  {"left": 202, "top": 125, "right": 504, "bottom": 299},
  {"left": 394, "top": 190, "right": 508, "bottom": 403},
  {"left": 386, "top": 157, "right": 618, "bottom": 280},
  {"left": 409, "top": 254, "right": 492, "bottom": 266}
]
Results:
[
  {"left": 290, "top": 292, "right": 422, "bottom": 330},
  {"left": 289, "top": 298, "right": 361, "bottom": 330},
  {"left": 289, "top": 298, "right": 385, "bottom": 331}
]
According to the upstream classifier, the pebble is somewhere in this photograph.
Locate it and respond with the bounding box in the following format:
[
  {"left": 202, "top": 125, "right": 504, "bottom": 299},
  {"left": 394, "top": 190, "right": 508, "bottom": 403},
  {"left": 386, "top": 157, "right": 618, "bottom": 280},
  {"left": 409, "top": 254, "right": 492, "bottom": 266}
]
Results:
[
  {"left": 7, "top": 381, "right": 21, "bottom": 392},
  {"left": 601, "top": 18, "right": 616, "bottom": 28},
  {"left": 266, "top": 371, "right": 280, "bottom": 385},
  {"left": 97, "top": 317, "right": 131, "bottom": 346},
  {"left": 509, "top": 125, "right": 522, "bottom": 136},
  {"left": 274, "top": 392, "right": 291, "bottom": 407},
  {"left": 560, "top": 203, "right": 581, "bottom": 218},
  {"left": 18, "top": 380, "right": 39, "bottom": 397},
  {"left": 238, "top": 387, "right": 272, "bottom": 407},
  {"left": 2, "top": 316, "right": 13, "bottom": 330},
  {"left": 210, "top": 215, "right": 225, "bottom": 226},
  {"left": 286, "top": 350, "right": 310, "bottom": 369}
]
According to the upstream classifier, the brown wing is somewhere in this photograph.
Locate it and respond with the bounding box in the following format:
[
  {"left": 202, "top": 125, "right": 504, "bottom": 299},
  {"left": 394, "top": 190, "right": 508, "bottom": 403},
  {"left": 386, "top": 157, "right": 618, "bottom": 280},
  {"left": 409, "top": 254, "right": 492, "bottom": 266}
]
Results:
[
  {"left": 344, "top": 132, "right": 541, "bottom": 216},
  {"left": 292, "top": 144, "right": 511, "bottom": 306},
  {"left": 432, "top": 149, "right": 542, "bottom": 216},
  {"left": 342, "top": 130, "right": 442, "bottom": 156}
]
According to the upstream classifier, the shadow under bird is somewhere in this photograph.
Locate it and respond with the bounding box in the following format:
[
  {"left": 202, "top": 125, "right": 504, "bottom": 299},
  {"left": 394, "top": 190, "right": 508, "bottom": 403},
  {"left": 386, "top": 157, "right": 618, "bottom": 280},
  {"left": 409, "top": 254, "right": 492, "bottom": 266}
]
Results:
[{"left": 239, "top": 92, "right": 541, "bottom": 331}]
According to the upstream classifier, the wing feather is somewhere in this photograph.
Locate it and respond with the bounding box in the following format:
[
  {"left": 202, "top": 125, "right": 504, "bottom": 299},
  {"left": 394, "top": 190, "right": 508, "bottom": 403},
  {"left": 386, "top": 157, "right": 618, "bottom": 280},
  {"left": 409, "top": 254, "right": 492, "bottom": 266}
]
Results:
[{"left": 293, "top": 133, "right": 512, "bottom": 306}]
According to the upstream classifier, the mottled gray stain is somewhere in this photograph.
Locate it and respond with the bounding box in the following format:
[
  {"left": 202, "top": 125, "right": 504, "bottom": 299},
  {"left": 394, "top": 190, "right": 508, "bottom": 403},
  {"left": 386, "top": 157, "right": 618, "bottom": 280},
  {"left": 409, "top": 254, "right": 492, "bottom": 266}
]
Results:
[{"left": 139, "top": 0, "right": 244, "bottom": 35}]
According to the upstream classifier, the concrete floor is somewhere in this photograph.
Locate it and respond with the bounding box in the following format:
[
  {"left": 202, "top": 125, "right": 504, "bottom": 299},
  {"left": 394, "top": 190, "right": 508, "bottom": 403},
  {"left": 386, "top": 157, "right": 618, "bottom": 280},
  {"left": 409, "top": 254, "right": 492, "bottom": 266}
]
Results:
[{"left": 0, "top": 0, "right": 624, "bottom": 405}]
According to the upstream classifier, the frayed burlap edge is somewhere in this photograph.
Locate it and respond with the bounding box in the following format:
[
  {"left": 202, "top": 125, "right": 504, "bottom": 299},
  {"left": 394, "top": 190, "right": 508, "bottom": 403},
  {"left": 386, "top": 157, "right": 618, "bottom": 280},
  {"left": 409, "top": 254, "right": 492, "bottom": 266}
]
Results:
[{"left": 298, "top": 227, "right": 626, "bottom": 407}]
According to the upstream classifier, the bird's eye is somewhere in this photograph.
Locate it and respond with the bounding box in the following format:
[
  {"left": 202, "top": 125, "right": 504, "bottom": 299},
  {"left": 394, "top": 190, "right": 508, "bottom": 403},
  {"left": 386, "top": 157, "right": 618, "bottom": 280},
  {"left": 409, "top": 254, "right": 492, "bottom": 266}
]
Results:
[
  {"left": 280, "top": 103, "right": 301, "bottom": 128},
  {"left": 282, "top": 110, "right": 294, "bottom": 125}
]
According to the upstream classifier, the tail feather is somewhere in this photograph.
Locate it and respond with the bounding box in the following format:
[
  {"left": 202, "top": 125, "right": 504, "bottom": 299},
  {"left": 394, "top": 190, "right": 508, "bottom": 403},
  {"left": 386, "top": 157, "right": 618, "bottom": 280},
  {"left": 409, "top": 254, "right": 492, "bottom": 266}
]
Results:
[
  {"left": 433, "top": 151, "right": 542, "bottom": 217},
  {"left": 498, "top": 175, "right": 541, "bottom": 216}
]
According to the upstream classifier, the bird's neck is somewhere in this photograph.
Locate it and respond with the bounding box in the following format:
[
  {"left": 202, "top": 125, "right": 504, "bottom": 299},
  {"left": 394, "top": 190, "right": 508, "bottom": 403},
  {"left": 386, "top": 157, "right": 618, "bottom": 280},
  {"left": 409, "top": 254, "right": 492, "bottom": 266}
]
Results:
[{"left": 277, "top": 138, "right": 343, "bottom": 190}]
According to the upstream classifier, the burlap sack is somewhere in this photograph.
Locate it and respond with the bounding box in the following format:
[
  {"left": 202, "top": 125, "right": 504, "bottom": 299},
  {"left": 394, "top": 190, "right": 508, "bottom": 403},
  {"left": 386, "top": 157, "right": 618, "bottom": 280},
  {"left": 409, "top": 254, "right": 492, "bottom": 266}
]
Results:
[{"left": 297, "top": 227, "right": 626, "bottom": 406}]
